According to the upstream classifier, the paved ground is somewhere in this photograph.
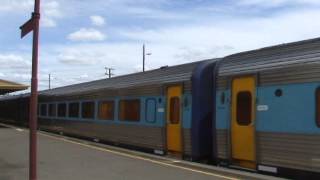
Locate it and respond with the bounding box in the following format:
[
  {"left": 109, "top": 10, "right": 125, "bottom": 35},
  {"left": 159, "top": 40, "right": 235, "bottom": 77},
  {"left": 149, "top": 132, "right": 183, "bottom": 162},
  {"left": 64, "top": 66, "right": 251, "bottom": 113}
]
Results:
[{"left": 0, "top": 124, "right": 284, "bottom": 180}]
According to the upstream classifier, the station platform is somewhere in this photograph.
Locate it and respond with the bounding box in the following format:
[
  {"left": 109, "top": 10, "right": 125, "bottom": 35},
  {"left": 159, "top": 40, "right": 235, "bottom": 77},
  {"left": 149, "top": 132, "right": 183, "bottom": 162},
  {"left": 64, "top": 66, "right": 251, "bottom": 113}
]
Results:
[{"left": 0, "top": 123, "right": 285, "bottom": 180}]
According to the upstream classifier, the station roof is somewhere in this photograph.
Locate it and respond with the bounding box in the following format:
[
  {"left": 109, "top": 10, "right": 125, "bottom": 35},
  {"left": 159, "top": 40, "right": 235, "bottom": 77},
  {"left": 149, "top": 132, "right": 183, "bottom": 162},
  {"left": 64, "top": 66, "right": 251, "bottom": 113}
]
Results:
[{"left": 0, "top": 79, "right": 28, "bottom": 95}]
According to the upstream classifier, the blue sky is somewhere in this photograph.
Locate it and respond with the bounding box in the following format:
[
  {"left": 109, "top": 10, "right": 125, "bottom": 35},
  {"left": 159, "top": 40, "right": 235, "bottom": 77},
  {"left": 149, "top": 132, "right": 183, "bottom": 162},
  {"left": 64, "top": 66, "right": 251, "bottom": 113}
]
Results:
[{"left": 1, "top": 0, "right": 320, "bottom": 91}]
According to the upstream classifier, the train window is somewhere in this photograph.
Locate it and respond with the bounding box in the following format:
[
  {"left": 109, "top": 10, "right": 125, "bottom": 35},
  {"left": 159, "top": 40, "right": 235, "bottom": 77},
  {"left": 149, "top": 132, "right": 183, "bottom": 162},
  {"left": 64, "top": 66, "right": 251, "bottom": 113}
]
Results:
[
  {"left": 221, "top": 92, "right": 225, "bottom": 104},
  {"left": 57, "top": 103, "right": 67, "bottom": 117},
  {"left": 316, "top": 88, "right": 320, "bottom": 127},
  {"left": 169, "top": 97, "right": 180, "bottom": 124},
  {"left": 145, "top": 99, "right": 156, "bottom": 123},
  {"left": 98, "top": 101, "right": 114, "bottom": 120},
  {"left": 40, "top": 104, "right": 47, "bottom": 116},
  {"left": 119, "top": 99, "right": 140, "bottom": 122},
  {"left": 236, "top": 91, "right": 252, "bottom": 126},
  {"left": 69, "top": 102, "right": 80, "bottom": 118},
  {"left": 48, "top": 104, "right": 56, "bottom": 117},
  {"left": 81, "top": 101, "right": 95, "bottom": 119}
]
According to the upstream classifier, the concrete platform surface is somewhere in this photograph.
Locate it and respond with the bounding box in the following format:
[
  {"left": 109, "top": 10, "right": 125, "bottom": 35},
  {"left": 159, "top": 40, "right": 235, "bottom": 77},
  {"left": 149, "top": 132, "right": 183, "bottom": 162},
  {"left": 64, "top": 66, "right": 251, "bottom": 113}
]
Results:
[{"left": 0, "top": 123, "right": 285, "bottom": 180}]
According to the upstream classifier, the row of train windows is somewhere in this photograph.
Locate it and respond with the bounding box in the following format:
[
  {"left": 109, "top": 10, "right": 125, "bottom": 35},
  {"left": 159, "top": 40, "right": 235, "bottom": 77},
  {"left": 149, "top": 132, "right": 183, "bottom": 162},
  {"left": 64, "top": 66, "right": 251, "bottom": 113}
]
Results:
[{"left": 39, "top": 99, "right": 156, "bottom": 122}]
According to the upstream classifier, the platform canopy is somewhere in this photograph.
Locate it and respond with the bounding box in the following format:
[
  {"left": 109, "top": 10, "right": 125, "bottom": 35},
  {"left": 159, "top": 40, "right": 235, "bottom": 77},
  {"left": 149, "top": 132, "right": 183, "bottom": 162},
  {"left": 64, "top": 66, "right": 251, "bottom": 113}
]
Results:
[{"left": 0, "top": 79, "right": 28, "bottom": 95}]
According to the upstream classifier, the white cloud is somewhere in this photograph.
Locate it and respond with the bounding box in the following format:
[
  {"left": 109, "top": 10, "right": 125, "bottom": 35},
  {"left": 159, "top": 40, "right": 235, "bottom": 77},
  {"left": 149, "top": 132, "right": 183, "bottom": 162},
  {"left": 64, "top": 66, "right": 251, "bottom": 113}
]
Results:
[
  {"left": 12, "top": 73, "right": 31, "bottom": 80},
  {"left": 90, "top": 15, "right": 105, "bottom": 26},
  {"left": 0, "top": 0, "right": 62, "bottom": 27},
  {"left": 0, "top": 53, "right": 32, "bottom": 89},
  {"left": 57, "top": 45, "right": 110, "bottom": 65},
  {"left": 58, "top": 53, "right": 102, "bottom": 65},
  {"left": 79, "top": 74, "right": 89, "bottom": 79},
  {"left": 173, "top": 46, "right": 234, "bottom": 61},
  {"left": 0, "top": 54, "right": 31, "bottom": 69},
  {"left": 0, "top": 0, "right": 33, "bottom": 12},
  {"left": 120, "top": 9, "right": 320, "bottom": 57},
  {"left": 238, "top": 0, "right": 320, "bottom": 8},
  {"left": 43, "top": 1, "right": 61, "bottom": 17},
  {"left": 124, "top": 6, "right": 188, "bottom": 19},
  {"left": 54, "top": 43, "right": 146, "bottom": 73},
  {"left": 67, "top": 28, "right": 106, "bottom": 41},
  {"left": 42, "top": 17, "right": 57, "bottom": 27},
  {"left": 41, "top": 1, "right": 63, "bottom": 28}
]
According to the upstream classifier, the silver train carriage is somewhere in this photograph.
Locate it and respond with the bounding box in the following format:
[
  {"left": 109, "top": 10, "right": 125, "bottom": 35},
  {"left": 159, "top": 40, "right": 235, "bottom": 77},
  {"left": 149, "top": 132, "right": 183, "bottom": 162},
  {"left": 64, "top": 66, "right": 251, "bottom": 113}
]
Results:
[
  {"left": 215, "top": 37, "right": 320, "bottom": 179},
  {"left": 0, "top": 59, "right": 218, "bottom": 161}
]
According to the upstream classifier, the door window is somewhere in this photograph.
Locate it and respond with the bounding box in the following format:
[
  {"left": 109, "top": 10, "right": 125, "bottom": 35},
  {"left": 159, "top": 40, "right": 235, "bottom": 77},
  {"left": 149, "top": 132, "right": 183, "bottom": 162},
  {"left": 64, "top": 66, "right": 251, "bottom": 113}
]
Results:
[
  {"left": 236, "top": 91, "right": 252, "bottom": 126},
  {"left": 169, "top": 97, "right": 180, "bottom": 124}
]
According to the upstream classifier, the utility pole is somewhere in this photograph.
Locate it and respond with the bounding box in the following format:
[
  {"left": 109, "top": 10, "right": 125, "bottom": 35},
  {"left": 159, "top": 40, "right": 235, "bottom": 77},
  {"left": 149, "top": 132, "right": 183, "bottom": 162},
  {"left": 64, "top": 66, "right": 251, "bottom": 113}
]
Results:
[
  {"left": 20, "top": 0, "right": 41, "bottom": 179},
  {"left": 105, "top": 67, "right": 114, "bottom": 78},
  {"left": 142, "top": 44, "right": 151, "bottom": 72},
  {"left": 143, "top": 44, "right": 145, "bottom": 72},
  {"left": 48, "top": 74, "right": 51, "bottom": 89}
]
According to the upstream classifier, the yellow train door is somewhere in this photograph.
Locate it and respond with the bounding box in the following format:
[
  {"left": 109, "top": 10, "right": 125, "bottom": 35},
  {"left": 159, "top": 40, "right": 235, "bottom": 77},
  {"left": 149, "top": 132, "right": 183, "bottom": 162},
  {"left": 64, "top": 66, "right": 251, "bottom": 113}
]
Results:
[
  {"left": 166, "top": 85, "right": 182, "bottom": 153},
  {"left": 231, "top": 76, "right": 256, "bottom": 169}
]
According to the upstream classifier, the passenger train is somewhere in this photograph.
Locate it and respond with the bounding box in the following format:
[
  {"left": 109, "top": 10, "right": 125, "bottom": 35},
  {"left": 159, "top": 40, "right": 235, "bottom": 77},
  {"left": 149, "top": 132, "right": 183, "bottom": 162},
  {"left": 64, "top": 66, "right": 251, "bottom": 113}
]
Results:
[{"left": 1, "top": 37, "right": 320, "bottom": 179}]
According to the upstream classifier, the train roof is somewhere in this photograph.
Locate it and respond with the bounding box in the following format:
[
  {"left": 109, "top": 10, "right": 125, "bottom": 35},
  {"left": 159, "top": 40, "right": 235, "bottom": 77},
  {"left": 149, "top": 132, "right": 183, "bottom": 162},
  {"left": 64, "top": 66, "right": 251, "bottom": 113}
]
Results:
[
  {"left": 219, "top": 37, "right": 320, "bottom": 76},
  {"left": 229, "top": 37, "right": 320, "bottom": 58},
  {"left": 39, "top": 59, "right": 219, "bottom": 97}
]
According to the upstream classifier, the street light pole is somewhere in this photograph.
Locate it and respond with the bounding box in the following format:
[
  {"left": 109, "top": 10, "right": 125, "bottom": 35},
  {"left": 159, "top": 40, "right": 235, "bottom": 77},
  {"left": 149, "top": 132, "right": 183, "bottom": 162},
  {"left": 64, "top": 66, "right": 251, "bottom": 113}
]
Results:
[
  {"left": 142, "top": 44, "right": 151, "bottom": 72},
  {"left": 20, "top": 0, "right": 41, "bottom": 180}
]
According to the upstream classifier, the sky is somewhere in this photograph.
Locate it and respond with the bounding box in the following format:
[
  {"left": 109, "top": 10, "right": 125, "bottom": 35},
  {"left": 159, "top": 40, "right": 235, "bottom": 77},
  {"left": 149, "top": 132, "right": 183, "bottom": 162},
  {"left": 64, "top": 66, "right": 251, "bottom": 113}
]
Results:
[{"left": 1, "top": 0, "right": 320, "bottom": 92}]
